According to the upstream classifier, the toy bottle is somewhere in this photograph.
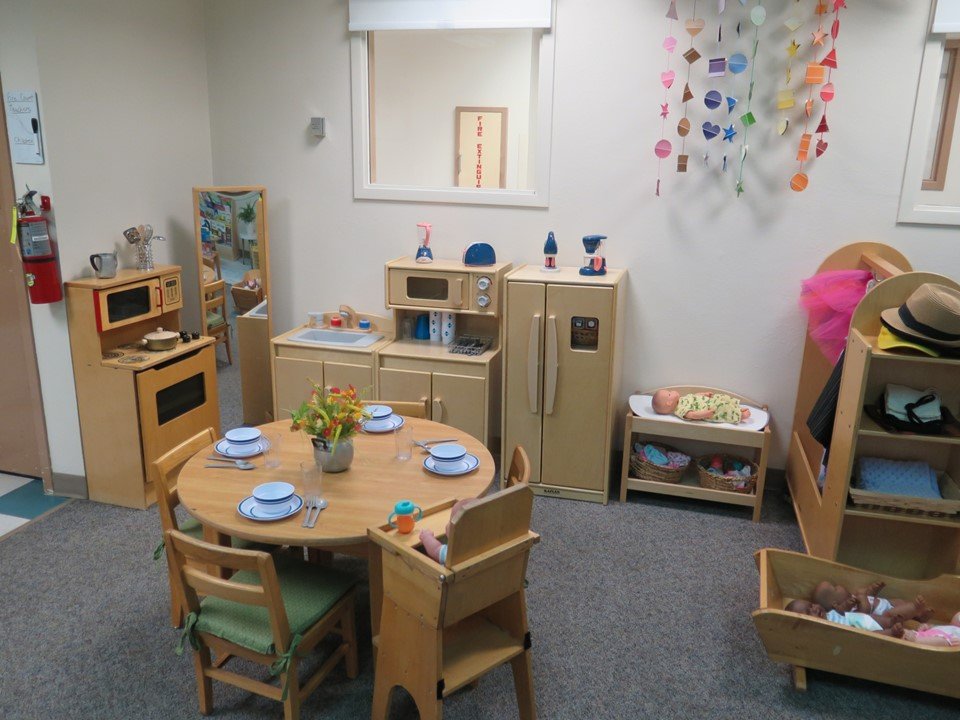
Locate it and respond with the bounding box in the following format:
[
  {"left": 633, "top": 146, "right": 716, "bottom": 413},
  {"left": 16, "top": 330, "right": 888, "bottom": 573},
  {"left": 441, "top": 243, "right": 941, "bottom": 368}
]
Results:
[
  {"left": 387, "top": 499, "right": 423, "bottom": 534},
  {"left": 415, "top": 222, "right": 433, "bottom": 263},
  {"left": 542, "top": 231, "right": 559, "bottom": 272}
]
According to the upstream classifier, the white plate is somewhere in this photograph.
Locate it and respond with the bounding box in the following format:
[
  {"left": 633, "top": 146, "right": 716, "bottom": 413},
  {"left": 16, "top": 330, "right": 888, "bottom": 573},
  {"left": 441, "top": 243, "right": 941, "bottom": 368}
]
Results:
[
  {"left": 362, "top": 415, "right": 405, "bottom": 433},
  {"left": 215, "top": 437, "right": 271, "bottom": 458},
  {"left": 225, "top": 427, "right": 263, "bottom": 444},
  {"left": 423, "top": 453, "right": 480, "bottom": 476},
  {"left": 628, "top": 394, "right": 769, "bottom": 431},
  {"left": 238, "top": 494, "right": 303, "bottom": 521}
]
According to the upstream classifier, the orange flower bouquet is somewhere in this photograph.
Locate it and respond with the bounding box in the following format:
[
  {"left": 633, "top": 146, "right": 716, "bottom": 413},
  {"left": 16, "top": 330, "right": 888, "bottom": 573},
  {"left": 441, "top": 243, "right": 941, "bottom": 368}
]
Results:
[{"left": 290, "top": 384, "right": 370, "bottom": 472}]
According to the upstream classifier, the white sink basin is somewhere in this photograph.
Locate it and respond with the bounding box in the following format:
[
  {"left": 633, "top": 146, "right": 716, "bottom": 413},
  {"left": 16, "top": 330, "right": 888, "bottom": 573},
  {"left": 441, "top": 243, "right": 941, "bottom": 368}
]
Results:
[{"left": 290, "top": 327, "right": 383, "bottom": 348}]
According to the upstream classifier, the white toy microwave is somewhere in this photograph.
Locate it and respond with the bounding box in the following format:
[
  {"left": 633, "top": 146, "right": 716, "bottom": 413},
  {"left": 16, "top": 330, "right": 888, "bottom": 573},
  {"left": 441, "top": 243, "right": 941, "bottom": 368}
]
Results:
[{"left": 384, "top": 257, "right": 512, "bottom": 316}]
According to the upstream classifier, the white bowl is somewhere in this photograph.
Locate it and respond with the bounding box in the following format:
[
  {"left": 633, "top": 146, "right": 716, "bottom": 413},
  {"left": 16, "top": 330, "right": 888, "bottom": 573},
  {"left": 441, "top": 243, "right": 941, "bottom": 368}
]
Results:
[
  {"left": 365, "top": 405, "right": 393, "bottom": 420},
  {"left": 252, "top": 481, "right": 295, "bottom": 505},
  {"left": 225, "top": 427, "right": 263, "bottom": 445},
  {"left": 429, "top": 443, "right": 467, "bottom": 469}
]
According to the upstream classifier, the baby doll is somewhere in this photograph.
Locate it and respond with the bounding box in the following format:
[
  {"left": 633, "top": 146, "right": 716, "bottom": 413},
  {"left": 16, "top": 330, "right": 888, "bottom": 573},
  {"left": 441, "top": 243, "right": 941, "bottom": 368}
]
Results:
[
  {"left": 419, "top": 498, "right": 473, "bottom": 566},
  {"left": 813, "top": 580, "right": 935, "bottom": 622},
  {"left": 652, "top": 389, "right": 752, "bottom": 424},
  {"left": 903, "top": 611, "right": 960, "bottom": 646},
  {"left": 785, "top": 598, "right": 905, "bottom": 638}
]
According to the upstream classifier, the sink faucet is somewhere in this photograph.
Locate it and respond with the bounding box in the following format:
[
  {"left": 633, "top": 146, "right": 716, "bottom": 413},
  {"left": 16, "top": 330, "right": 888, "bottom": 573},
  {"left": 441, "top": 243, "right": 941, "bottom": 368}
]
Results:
[{"left": 339, "top": 305, "right": 358, "bottom": 329}]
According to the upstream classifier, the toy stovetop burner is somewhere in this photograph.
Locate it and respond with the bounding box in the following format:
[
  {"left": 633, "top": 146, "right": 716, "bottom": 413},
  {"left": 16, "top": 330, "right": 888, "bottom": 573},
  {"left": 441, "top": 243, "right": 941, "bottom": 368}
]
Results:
[
  {"left": 580, "top": 234, "right": 607, "bottom": 276},
  {"left": 415, "top": 222, "right": 433, "bottom": 264}
]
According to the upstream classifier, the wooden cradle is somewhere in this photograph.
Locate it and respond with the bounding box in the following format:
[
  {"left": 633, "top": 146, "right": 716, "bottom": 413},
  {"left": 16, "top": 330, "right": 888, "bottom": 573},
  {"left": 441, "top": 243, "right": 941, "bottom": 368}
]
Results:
[{"left": 753, "top": 548, "right": 960, "bottom": 698}]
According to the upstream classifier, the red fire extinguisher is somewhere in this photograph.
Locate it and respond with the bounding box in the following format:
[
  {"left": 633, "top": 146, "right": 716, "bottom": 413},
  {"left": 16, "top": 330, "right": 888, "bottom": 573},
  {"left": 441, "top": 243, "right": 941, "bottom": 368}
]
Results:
[{"left": 15, "top": 187, "right": 62, "bottom": 304}]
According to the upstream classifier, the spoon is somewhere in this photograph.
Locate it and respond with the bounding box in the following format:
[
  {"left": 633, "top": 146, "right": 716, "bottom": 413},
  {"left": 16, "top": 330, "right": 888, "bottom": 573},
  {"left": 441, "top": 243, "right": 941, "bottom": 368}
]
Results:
[{"left": 206, "top": 457, "right": 256, "bottom": 470}]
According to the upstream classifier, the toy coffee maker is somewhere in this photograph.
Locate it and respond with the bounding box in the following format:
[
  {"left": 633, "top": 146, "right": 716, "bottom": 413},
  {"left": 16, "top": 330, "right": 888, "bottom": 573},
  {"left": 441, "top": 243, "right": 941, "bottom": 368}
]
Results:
[{"left": 579, "top": 234, "right": 607, "bottom": 276}]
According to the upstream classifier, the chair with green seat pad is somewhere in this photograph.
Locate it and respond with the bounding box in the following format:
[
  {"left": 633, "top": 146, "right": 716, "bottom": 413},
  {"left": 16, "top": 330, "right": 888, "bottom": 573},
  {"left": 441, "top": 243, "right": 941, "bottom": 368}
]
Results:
[
  {"left": 167, "top": 529, "right": 359, "bottom": 720},
  {"left": 203, "top": 278, "right": 232, "bottom": 365},
  {"left": 153, "top": 428, "right": 263, "bottom": 628}
]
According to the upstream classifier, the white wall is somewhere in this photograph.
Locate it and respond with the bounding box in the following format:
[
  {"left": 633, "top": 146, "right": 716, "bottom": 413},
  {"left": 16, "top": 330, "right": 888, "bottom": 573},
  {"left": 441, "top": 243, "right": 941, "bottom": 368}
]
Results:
[
  {"left": 0, "top": 0, "right": 213, "bottom": 480},
  {"left": 202, "top": 0, "right": 960, "bottom": 468},
  {"left": 373, "top": 29, "right": 534, "bottom": 189}
]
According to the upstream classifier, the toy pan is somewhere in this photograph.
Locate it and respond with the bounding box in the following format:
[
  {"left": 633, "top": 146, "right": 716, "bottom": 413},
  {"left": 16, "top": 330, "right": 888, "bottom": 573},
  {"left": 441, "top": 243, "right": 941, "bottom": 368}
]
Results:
[{"left": 753, "top": 548, "right": 960, "bottom": 699}]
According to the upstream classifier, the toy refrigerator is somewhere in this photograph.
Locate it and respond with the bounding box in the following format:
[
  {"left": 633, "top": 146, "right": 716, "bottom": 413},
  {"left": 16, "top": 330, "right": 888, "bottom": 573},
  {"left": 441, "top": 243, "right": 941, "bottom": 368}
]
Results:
[{"left": 502, "top": 266, "right": 626, "bottom": 503}]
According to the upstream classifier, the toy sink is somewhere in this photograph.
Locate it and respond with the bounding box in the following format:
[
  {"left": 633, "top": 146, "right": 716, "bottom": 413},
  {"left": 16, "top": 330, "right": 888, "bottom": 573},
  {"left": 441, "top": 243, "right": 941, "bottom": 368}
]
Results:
[{"left": 289, "top": 328, "right": 383, "bottom": 348}]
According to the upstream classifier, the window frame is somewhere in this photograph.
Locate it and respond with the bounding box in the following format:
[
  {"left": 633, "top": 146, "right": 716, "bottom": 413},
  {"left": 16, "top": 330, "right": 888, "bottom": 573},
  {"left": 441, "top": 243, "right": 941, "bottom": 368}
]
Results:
[{"left": 922, "top": 39, "right": 960, "bottom": 191}]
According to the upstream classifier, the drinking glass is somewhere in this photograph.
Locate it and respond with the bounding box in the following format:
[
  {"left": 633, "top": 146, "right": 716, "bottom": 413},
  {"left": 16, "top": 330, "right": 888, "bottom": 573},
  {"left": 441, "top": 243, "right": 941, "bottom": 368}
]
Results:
[
  {"left": 263, "top": 431, "right": 283, "bottom": 469},
  {"left": 300, "top": 461, "right": 323, "bottom": 502},
  {"left": 395, "top": 425, "right": 413, "bottom": 461}
]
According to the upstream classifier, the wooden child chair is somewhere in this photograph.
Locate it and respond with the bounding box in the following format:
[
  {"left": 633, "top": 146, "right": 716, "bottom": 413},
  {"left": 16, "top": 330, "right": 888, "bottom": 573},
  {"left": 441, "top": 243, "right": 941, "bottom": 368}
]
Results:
[
  {"left": 362, "top": 399, "right": 428, "bottom": 419},
  {"left": 203, "top": 279, "right": 232, "bottom": 365},
  {"left": 368, "top": 485, "right": 540, "bottom": 719},
  {"left": 506, "top": 445, "right": 531, "bottom": 487}
]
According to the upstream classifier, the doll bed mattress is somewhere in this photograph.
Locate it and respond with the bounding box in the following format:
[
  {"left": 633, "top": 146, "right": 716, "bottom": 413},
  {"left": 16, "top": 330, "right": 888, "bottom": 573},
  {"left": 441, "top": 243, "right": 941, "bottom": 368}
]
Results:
[
  {"left": 753, "top": 548, "right": 960, "bottom": 699},
  {"left": 629, "top": 394, "right": 769, "bottom": 431}
]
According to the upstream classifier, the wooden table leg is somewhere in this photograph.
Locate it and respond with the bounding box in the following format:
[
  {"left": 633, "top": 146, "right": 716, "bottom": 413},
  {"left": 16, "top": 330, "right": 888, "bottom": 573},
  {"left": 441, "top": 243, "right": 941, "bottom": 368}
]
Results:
[{"left": 202, "top": 525, "right": 231, "bottom": 579}]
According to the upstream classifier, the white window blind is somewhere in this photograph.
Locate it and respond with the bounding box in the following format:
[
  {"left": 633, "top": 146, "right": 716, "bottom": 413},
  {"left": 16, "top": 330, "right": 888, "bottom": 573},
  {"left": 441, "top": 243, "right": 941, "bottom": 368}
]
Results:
[
  {"left": 934, "top": 0, "right": 960, "bottom": 33},
  {"left": 348, "top": 0, "right": 552, "bottom": 31}
]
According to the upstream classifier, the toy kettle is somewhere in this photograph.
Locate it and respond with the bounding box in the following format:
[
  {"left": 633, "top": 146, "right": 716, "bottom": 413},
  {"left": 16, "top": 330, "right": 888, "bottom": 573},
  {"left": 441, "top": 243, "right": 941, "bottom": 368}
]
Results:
[
  {"left": 415, "top": 222, "right": 433, "bottom": 264},
  {"left": 388, "top": 499, "right": 423, "bottom": 534}
]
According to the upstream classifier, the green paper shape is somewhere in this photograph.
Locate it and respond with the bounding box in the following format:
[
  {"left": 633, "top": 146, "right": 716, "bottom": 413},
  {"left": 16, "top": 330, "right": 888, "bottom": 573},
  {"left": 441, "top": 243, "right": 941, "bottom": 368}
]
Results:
[{"left": 740, "top": 111, "right": 757, "bottom": 127}]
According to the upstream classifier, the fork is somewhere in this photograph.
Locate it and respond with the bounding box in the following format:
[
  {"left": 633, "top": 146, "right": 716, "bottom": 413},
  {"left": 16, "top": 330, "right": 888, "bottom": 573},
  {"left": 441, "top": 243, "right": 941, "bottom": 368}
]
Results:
[
  {"left": 307, "top": 497, "right": 328, "bottom": 528},
  {"left": 301, "top": 496, "right": 317, "bottom": 527}
]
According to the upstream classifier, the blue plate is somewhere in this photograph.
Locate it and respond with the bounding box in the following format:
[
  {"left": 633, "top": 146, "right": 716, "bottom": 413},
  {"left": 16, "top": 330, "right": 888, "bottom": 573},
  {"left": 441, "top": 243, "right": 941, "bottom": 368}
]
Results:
[
  {"left": 238, "top": 494, "right": 303, "bottom": 521},
  {"left": 362, "top": 415, "right": 405, "bottom": 433},
  {"left": 423, "top": 453, "right": 480, "bottom": 476},
  {"left": 215, "top": 437, "right": 271, "bottom": 458}
]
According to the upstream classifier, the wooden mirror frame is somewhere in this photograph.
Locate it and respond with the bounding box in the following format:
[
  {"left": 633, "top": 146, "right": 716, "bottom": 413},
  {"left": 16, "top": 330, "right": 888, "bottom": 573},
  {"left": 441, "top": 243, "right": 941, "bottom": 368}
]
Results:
[{"left": 192, "top": 185, "right": 272, "bottom": 338}]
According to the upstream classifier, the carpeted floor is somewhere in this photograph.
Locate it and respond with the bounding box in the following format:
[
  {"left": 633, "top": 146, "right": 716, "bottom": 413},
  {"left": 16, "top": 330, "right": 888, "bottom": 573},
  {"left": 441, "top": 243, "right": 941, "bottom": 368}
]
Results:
[{"left": 3, "top": 479, "right": 959, "bottom": 719}]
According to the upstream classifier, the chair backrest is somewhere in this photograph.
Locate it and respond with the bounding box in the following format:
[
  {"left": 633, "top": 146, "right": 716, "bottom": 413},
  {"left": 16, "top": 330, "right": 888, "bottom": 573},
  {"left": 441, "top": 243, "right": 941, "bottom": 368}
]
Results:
[
  {"left": 204, "top": 280, "right": 227, "bottom": 333},
  {"left": 506, "top": 445, "right": 531, "bottom": 487},
  {"left": 446, "top": 484, "right": 534, "bottom": 566},
  {"left": 165, "top": 529, "right": 293, "bottom": 651},
  {"left": 201, "top": 255, "right": 218, "bottom": 276},
  {"left": 152, "top": 428, "right": 216, "bottom": 533},
  {"left": 363, "top": 399, "right": 428, "bottom": 419}
]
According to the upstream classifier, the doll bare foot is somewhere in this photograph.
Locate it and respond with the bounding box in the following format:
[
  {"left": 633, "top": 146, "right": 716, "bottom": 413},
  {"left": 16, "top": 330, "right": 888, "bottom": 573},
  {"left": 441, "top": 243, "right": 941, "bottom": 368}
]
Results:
[
  {"left": 913, "top": 596, "right": 935, "bottom": 623},
  {"left": 740, "top": 408, "right": 751, "bottom": 421},
  {"left": 834, "top": 594, "right": 858, "bottom": 613},
  {"left": 884, "top": 623, "right": 904, "bottom": 639},
  {"left": 903, "top": 629, "right": 918, "bottom": 642},
  {"left": 863, "top": 580, "right": 886, "bottom": 597}
]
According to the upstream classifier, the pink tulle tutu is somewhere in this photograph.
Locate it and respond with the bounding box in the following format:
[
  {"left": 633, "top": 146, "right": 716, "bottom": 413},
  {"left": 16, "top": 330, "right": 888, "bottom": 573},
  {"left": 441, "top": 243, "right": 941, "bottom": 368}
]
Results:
[{"left": 799, "top": 270, "right": 873, "bottom": 363}]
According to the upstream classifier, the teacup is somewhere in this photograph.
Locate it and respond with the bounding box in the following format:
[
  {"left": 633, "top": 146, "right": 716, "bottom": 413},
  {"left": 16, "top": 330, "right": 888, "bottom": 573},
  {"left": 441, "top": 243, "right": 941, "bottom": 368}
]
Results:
[{"left": 428, "top": 444, "right": 467, "bottom": 471}]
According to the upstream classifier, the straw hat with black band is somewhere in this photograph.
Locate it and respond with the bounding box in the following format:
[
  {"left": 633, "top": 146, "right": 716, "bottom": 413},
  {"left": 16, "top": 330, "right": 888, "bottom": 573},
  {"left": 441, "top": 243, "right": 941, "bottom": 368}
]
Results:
[{"left": 880, "top": 283, "right": 960, "bottom": 349}]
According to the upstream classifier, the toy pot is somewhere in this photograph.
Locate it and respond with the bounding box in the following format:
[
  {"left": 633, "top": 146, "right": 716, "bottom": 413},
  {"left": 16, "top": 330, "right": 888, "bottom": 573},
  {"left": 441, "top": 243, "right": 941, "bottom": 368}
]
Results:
[
  {"left": 388, "top": 500, "right": 422, "bottom": 534},
  {"left": 311, "top": 438, "right": 354, "bottom": 473}
]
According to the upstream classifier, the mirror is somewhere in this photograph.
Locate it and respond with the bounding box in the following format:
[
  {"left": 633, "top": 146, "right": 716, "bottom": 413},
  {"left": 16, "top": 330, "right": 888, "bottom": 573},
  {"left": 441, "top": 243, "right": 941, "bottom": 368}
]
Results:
[
  {"left": 192, "top": 186, "right": 273, "bottom": 425},
  {"left": 350, "top": 27, "right": 556, "bottom": 207}
]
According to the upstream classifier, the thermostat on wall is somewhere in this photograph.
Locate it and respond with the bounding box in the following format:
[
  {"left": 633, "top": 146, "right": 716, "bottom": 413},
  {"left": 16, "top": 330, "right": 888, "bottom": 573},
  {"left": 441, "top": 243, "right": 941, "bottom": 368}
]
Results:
[{"left": 310, "top": 117, "right": 326, "bottom": 138}]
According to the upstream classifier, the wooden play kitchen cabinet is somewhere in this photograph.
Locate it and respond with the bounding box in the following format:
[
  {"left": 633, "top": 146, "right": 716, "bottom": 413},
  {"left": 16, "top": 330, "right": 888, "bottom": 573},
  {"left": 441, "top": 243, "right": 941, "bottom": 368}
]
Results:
[{"left": 502, "top": 266, "right": 627, "bottom": 503}]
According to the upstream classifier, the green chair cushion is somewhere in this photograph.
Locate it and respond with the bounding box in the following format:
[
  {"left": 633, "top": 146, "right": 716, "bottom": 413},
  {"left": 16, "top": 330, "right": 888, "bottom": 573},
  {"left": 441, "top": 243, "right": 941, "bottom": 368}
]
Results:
[
  {"left": 206, "top": 312, "right": 226, "bottom": 328},
  {"left": 195, "top": 556, "right": 355, "bottom": 655}
]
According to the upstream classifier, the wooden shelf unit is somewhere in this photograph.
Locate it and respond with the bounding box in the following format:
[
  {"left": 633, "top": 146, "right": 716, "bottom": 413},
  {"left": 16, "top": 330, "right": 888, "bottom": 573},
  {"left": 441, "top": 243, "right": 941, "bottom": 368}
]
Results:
[
  {"left": 786, "top": 247, "right": 960, "bottom": 578},
  {"left": 619, "top": 386, "right": 771, "bottom": 522}
]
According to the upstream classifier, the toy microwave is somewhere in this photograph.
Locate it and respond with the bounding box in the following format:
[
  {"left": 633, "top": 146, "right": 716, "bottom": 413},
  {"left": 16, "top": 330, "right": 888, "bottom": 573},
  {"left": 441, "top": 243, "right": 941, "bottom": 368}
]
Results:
[{"left": 384, "top": 257, "right": 511, "bottom": 316}]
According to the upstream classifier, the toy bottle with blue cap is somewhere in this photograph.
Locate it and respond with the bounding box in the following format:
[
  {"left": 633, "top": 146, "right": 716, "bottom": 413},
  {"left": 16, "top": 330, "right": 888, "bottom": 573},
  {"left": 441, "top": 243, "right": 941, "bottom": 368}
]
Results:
[
  {"left": 388, "top": 499, "right": 423, "bottom": 534},
  {"left": 415, "top": 222, "right": 433, "bottom": 263},
  {"left": 542, "top": 231, "right": 559, "bottom": 272},
  {"left": 580, "top": 234, "right": 607, "bottom": 276}
]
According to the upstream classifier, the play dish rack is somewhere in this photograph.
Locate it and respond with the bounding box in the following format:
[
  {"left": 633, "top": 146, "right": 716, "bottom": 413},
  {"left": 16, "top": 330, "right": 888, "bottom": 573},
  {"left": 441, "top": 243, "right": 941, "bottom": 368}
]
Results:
[
  {"left": 630, "top": 443, "right": 685, "bottom": 484},
  {"left": 695, "top": 454, "right": 758, "bottom": 494},
  {"left": 848, "top": 472, "right": 960, "bottom": 517}
]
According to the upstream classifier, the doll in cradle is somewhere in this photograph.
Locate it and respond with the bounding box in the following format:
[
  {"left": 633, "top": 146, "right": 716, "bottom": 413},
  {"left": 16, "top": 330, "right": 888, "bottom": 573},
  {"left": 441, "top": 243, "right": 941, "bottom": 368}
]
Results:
[
  {"left": 652, "top": 389, "right": 752, "bottom": 423},
  {"left": 419, "top": 498, "right": 473, "bottom": 565},
  {"left": 904, "top": 611, "right": 960, "bottom": 646}
]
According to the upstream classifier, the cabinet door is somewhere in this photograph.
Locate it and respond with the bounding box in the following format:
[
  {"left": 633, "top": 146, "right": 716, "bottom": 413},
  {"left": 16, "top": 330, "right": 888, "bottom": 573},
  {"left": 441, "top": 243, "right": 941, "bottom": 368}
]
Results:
[
  {"left": 541, "top": 284, "right": 614, "bottom": 491},
  {"left": 433, "top": 373, "right": 485, "bottom": 441},
  {"left": 503, "top": 281, "right": 546, "bottom": 484},
  {"left": 379, "top": 367, "right": 431, "bottom": 406},
  {"left": 274, "top": 357, "right": 323, "bottom": 419},
  {"left": 323, "top": 362, "right": 373, "bottom": 396}
]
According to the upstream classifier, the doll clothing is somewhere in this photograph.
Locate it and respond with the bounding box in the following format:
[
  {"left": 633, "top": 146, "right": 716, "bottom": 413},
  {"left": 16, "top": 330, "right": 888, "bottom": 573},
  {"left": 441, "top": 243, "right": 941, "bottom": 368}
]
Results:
[
  {"left": 866, "top": 596, "right": 893, "bottom": 615},
  {"left": 675, "top": 393, "right": 744, "bottom": 423},
  {"left": 825, "top": 610, "right": 884, "bottom": 632},
  {"left": 915, "top": 625, "right": 960, "bottom": 645},
  {"left": 438, "top": 544, "right": 447, "bottom": 565}
]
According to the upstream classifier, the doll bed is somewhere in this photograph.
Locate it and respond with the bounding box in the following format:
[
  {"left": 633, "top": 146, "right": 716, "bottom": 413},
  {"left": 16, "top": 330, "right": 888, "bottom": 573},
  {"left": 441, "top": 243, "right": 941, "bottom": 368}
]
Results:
[
  {"left": 629, "top": 393, "right": 769, "bottom": 431},
  {"left": 753, "top": 548, "right": 960, "bottom": 699}
]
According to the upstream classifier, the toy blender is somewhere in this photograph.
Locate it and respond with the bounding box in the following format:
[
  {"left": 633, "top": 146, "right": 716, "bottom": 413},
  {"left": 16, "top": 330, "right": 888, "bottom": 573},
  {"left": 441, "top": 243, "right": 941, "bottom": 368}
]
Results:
[
  {"left": 415, "top": 222, "right": 433, "bottom": 263},
  {"left": 579, "top": 234, "right": 607, "bottom": 276}
]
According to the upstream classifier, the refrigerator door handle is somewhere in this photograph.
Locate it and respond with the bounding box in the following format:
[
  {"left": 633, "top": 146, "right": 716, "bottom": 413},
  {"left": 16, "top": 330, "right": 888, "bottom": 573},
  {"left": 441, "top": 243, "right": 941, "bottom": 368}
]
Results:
[
  {"left": 544, "top": 314, "right": 558, "bottom": 415},
  {"left": 527, "top": 314, "right": 541, "bottom": 414}
]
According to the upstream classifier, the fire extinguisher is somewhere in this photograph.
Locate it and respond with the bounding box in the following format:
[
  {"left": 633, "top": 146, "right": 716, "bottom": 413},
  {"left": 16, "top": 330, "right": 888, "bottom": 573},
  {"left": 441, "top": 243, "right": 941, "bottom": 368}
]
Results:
[{"left": 15, "top": 186, "right": 62, "bottom": 304}]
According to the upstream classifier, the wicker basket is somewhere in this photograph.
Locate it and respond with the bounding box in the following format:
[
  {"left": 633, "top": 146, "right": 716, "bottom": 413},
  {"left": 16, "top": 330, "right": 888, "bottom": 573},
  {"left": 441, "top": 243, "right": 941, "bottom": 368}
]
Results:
[
  {"left": 696, "top": 454, "right": 758, "bottom": 494},
  {"left": 630, "top": 443, "right": 686, "bottom": 484},
  {"left": 848, "top": 472, "right": 960, "bottom": 517}
]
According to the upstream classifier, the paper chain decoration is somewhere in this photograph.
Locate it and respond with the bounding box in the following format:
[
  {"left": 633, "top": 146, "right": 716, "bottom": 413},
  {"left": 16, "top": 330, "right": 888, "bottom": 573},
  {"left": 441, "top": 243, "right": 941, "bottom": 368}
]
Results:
[
  {"left": 734, "top": 1, "right": 765, "bottom": 196},
  {"left": 655, "top": 1, "right": 678, "bottom": 195},
  {"left": 678, "top": 0, "right": 703, "bottom": 176}
]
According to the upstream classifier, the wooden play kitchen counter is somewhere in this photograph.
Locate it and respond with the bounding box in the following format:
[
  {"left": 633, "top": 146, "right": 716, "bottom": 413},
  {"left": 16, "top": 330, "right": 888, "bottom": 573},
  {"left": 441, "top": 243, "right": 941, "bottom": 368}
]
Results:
[{"left": 177, "top": 417, "right": 494, "bottom": 636}]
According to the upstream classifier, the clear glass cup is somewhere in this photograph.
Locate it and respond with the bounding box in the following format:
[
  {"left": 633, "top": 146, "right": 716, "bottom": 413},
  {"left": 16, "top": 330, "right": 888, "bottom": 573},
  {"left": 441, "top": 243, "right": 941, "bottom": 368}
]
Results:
[
  {"left": 395, "top": 425, "right": 413, "bottom": 461},
  {"left": 263, "top": 431, "right": 283, "bottom": 469},
  {"left": 300, "top": 461, "right": 323, "bottom": 501}
]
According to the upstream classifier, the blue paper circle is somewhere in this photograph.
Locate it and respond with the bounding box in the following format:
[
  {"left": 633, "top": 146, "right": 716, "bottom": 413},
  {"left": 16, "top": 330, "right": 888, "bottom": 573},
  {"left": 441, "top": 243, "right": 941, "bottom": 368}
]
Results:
[
  {"left": 704, "top": 90, "right": 723, "bottom": 110},
  {"left": 728, "top": 53, "right": 748, "bottom": 74}
]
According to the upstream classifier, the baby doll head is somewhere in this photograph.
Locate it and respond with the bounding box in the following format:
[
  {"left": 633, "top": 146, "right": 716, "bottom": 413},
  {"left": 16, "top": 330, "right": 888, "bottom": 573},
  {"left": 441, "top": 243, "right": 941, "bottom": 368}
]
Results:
[
  {"left": 785, "top": 599, "right": 826, "bottom": 618},
  {"left": 652, "top": 389, "right": 680, "bottom": 415},
  {"left": 952, "top": 611, "right": 960, "bottom": 627}
]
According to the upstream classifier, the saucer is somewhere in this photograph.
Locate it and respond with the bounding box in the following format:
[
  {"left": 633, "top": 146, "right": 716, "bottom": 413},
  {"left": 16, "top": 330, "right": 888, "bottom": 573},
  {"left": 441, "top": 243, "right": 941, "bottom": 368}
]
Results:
[
  {"left": 362, "top": 415, "right": 404, "bottom": 433},
  {"left": 238, "top": 494, "right": 303, "bottom": 521},
  {"left": 215, "top": 437, "right": 271, "bottom": 458},
  {"left": 423, "top": 453, "right": 480, "bottom": 476}
]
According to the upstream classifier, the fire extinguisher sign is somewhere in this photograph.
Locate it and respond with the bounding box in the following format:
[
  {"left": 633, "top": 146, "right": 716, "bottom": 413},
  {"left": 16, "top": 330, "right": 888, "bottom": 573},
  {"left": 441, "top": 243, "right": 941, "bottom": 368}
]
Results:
[
  {"left": 456, "top": 107, "right": 506, "bottom": 190},
  {"left": 4, "top": 90, "right": 44, "bottom": 165}
]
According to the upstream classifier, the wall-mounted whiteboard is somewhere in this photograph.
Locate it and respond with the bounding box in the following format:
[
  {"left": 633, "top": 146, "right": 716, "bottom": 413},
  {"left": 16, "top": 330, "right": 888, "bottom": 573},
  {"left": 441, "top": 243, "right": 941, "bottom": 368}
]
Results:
[{"left": 4, "top": 90, "right": 44, "bottom": 165}]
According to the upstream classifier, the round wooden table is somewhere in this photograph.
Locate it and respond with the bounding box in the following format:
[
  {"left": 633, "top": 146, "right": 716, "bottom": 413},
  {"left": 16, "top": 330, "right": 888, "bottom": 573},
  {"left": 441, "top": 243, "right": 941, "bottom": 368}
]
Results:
[{"left": 178, "top": 418, "right": 494, "bottom": 548}]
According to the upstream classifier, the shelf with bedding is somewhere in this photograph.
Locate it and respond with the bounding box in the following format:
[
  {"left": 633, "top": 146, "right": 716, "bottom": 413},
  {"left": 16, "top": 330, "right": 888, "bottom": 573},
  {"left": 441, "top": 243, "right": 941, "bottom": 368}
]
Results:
[
  {"left": 858, "top": 415, "right": 960, "bottom": 446},
  {"left": 843, "top": 504, "right": 960, "bottom": 529}
]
